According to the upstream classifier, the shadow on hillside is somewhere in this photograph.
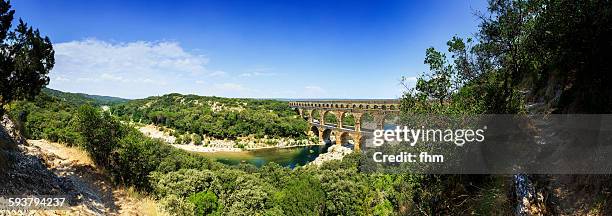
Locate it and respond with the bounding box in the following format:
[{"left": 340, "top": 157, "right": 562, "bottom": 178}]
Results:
[{"left": 0, "top": 141, "right": 122, "bottom": 214}]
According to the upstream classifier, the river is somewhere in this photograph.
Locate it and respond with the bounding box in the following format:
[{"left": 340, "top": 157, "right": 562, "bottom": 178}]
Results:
[{"left": 197, "top": 144, "right": 331, "bottom": 168}]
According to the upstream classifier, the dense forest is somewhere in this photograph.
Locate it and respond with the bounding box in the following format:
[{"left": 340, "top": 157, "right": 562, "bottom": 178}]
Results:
[{"left": 2, "top": 0, "right": 612, "bottom": 215}]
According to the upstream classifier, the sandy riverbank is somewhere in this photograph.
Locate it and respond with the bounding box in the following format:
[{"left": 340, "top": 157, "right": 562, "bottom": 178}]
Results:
[
  {"left": 138, "top": 124, "right": 321, "bottom": 153},
  {"left": 171, "top": 144, "right": 242, "bottom": 153}
]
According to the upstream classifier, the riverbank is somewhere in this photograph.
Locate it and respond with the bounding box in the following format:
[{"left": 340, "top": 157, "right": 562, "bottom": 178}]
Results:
[
  {"left": 171, "top": 144, "right": 242, "bottom": 153},
  {"left": 138, "top": 124, "right": 321, "bottom": 153},
  {"left": 171, "top": 142, "right": 324, "bottom": 153}
]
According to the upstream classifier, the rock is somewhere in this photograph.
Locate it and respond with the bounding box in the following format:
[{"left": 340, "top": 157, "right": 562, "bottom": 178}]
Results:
[{"left": 309, "top": 145, "right": 353, "bottom": 166}]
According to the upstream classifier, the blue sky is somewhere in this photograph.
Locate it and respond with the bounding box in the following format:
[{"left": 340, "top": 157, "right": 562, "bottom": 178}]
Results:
[{"left": 12, "top": 0, "right": 487, "bottom": 99}]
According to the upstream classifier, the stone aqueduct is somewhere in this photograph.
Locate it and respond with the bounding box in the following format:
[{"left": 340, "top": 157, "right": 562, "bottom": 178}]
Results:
[{"left": 289, "top": 100, "right": 400, "bottom": 151}]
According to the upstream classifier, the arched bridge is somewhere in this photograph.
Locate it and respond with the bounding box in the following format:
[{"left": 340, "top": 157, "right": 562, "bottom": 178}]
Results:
[{"left": 289, "top": 100, "right": 400, "bottom": 151}]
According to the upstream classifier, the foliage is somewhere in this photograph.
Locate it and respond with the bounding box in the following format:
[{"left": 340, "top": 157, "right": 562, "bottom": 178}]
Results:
[
  {"left": 191, "top": 134, "right": 202, "bottom": 145},
  {"left": 160, "top": 195, "right": 195, "bottom": 216},
  {"left": 74, "top": 104, "right": 124, "bottom": 167},
  {"left": 318, "top": 168, "right": 369, "bottom": 215},
  {"left": 398, "top": 0, "right": 612, "bottom": 214},
  {"left": 112, "top": 94, "right": 308, "bottom": 139},
  {"left": 0, "top": 0, "right": 54, "bottom": 116},
  {"left": 415, "top": 47, "right": 454, "bottom": 105},
  {"left": 112, "top": 129, "right": 172, "bottom": 189},
  {"left": 272, "top": 174, "right": 325, "bottom": 216},
  {"left": 9, "top": 89, "right": 501, "bottom": 215},
  {"left": 150, "top": 169, "right": 217, "bottom": 198},
  {"left": 187, "top": 191, "right": 220, "bottom": 216},
  {"left": 8, "top": 93, "right": 81, "bottom": 145},
  {"left": 7, "top": 88, "right": 131, "bottom": 145}
]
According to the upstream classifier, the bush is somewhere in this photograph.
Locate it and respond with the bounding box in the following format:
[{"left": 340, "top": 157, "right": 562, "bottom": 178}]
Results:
[
  {"left": 211, "top": 169, "right": 274, "bottom": 215},
  {"left": 150, "top": 169, "right": 217, "bottom": 198},
  {"left": 112, "top": 129, "right": 171, "bottom": 189},
  {"left": 192, "top": 134, "right": 202, "bottom": 145},
  {"left": 187, "top": 191, "right": 220, "bottom": 216},
  {"left": 160, "top": 195, "right": 195, "bottom": 216},
  {"left": 74, "top": 104, "right": 124, "bottom": 167},
  {"left": 272, "top": 174, "right": 325, "bottom": 216},
  {"left": 155, "top": 150, "right": 220, "bottom": 173}
]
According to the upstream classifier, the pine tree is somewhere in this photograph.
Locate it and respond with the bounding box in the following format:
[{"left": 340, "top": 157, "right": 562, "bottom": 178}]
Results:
[{"left": 0, "top": 0, "right": 54, "bottom": 115}]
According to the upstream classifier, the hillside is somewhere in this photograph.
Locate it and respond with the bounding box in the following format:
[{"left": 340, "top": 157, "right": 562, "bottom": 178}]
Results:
[
  {"left": 7, "top": 89, "right": 308, "bottom": 149},
  {"left": 7, "top": 89, "right": 96, "bottom": 145},
  {"left": 112, "top": 93, "right": 307, "bottom": 139},
  {"left": 42, "top": 88, "right": 129, "bottom": 106}
]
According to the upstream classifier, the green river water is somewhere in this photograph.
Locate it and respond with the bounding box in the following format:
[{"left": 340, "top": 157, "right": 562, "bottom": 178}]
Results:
[{"left": 197, "top": 144, "right": 330, "bottom": 168}]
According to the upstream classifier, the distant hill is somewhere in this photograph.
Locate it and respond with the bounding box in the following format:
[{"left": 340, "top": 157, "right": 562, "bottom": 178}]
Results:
[{"left": 42, "top": 88, "right": 129, "bottom": 106}]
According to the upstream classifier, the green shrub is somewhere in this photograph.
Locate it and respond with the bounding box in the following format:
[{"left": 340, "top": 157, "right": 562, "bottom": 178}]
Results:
[
  {"left": 150, "top": 169, "right": 216, "bottom": 198},
  {"left": 192, "top": 134, "right": 202, "bottom": 145},
  {"left": 74, "top": 104, "right": 124, "bottom": 167},
  {"left": 187, "top": 191, "right": 220, "bottom": 216},
  {"left": 272, "top": 174, "right": 325, "bottom": 216},
  {"left": 112, "top": 129, "right": 171, "bottom": 189},
  {"left": 211, "top": 169, "right": 274, "bottom": 215},
  {"left": 155, "top": 150, "right": 220, "bottom": 173}
]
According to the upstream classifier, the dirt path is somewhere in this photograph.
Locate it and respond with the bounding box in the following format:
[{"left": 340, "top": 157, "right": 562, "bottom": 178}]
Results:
[{"left": 5, "top": 140, "right": 163, "bottom": 216}]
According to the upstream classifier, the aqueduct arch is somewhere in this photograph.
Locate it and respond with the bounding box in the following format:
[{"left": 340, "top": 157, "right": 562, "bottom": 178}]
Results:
[
  {"left": 290, "top": 100, "right": 399, "bottom": 152},
  {"left": 321, "top": 128, "right": 333, "bottom": 144},
  {"left": 310, "top": 125, "right": 319, "bottom": 137}
]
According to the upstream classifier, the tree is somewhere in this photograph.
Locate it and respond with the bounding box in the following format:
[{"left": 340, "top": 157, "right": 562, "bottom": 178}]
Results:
[
  {"left": 415, "top": 47, "right": 454, "bottom": 105},
  {"left": 74, "top": 104, "right": 123, "bottom": 167},
  {"left": 0, "top": 0, "right": 54, "bottom": 115}
]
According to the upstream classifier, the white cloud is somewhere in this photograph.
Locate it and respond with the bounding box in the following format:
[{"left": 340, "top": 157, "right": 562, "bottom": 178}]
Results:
[
  {"left": 239, "top": 71, "right": 276, "bottom": 77},
  {"left": 208, "top": 70, "right": 227, "bottom": 77},
  {"left": 48, "top": 39, "right": 221, "bottom": 98}
]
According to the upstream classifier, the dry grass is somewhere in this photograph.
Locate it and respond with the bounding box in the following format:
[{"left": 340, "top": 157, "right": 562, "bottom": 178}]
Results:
[
  {"left": 29, "top": 139, "right": 94, "bottom": 166},
  {"left": 137, "top": 197, "right": 166, "bottom": 216},
  {"left": 117, "top": 186, "right": 167, "bottom": 216}
]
